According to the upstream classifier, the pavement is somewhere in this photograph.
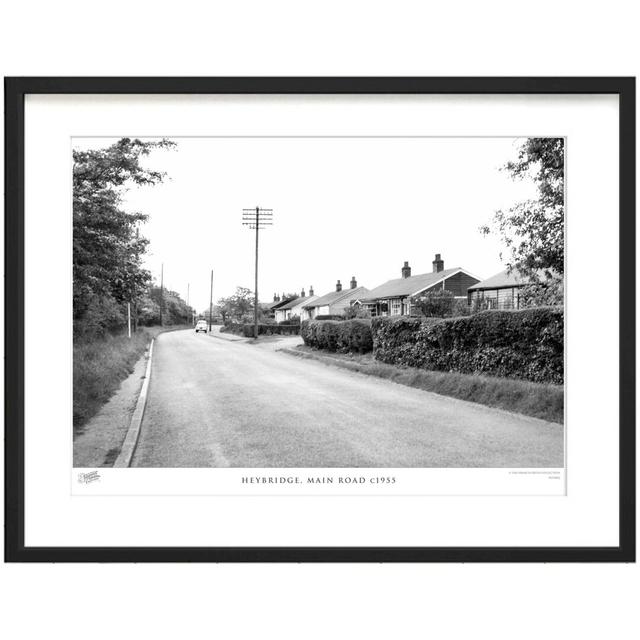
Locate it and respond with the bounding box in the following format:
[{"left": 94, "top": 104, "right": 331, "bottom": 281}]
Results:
[
  {"left": 130, "top": 328, "right": 563, "bottom": 468},
  {"left": 207, "top": 327, "right": 246, "bottom": 342},
  {"left": 208, "top": 325, "right": 303, "bottom": 349},
  {"left": 74, "top": 348, "right": 149, "bottom": 468}
]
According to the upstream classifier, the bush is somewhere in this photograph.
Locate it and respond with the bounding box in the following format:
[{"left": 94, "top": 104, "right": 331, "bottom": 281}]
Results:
[
  {"left": 301, "top": 319, "right": 373, "bottom": 353},
  {"left": 300, "top": 319, "right": 318, "bottom": 347},
  {"left": 221, "top": 321, "right": 244, "bottom": 335},
  {"left": 343, "top": 305, "right": 372, "bottom": 319},
  {"left": 240, "top": 323, "right": 300, "bottom": 337},
  {"left": 412, "top": 290, "right": 472, "bottom": 318},
  {"left": 520, "top": 275, "right": 564, "bottom": 308},
  {"left": 451, "top": 298, "right": 472, "bottom": 317},
  {"left": 412, "top": 289, "right": 456, "bottom": 317},
  {"left": 74, "top": 294, "right": 126, "bottom": 338},
  {"left": 372, "top": 307, "right": 563, "bottom": 384}
]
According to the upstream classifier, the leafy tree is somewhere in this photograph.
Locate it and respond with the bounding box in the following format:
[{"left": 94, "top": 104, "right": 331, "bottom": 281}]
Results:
[
  {"left": 200, "top": 305, "right": 224, "bottom": 324},
  {"left": 216, "top": 298, "right": 232, "bottom": 323},
  {"left": 138, "top": 286, "right": 193, "bottom": 326},
  {"left": 482, "top": 138, "right": 564, "bottom": 278},
  {"left": 217, "top": 287, "right": 255, "bottom": 321},
  {"left": 73, "top": 138, "right": 175, "bottom": 334}
]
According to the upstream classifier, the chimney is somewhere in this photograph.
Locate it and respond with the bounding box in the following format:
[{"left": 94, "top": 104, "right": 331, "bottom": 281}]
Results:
[
  {"left": 309, "top": 285, "right": 314, "bottom": 296},
  {"left": 301, "top": 288, "right": 305, "bottom": 297},
  {"left": 336, "top": 280, "right": 342, "bottom": 292},
  {"left": 350, "top": 276, "right": 357, "bottom": 289},
  {"left": 282, "top": 292, "right": 286, "bottom": 301},
  {"left": 273, "top": 293, "right": 278, "bottom": 302},
  {"left": 432, "top": 253, "right": 444, "bottom": 273},
  {"left": 401, "top": 261, "right": 411, "bottom": 279}
]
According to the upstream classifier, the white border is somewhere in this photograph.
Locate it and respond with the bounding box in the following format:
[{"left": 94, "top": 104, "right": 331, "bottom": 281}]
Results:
[{"left": 24, "top": 94, "right": 619, "bottom": 547}]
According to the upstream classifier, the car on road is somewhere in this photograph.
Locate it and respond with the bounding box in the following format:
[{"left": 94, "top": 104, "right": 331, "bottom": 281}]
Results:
[{"left": 195, "top": 320, "right": 208, "bottom": 334}]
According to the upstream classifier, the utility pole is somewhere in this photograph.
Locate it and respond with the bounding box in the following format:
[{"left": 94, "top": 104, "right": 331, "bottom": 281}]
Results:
[
  {"left": 187, "top": 282, "right": 191, "bottom": 325},
  {"left": 209, "top": 270, "right": 214, "bottom": 333},
  {"left": 127, "top": 302, "right": 131, "bottom": 338},
  {"left": 242, "top": 206, "right": 273, "bottom": 339},
  {"left": 159, "top": 263, "right": 164, "bottom": 326}
]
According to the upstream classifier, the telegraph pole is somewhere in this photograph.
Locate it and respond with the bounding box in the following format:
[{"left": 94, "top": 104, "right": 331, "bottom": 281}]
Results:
[
  {"left": 242, "top": 206, "right": 273, "bottom": 339},
  {"left": 187, "top": 282, "right": 191, "bottom": 325},
  {"left": 209, "top": 270, "right": 214, "bottom": 333},
  {"left": 159, "top": 263, "right": 164, "bottom": 326}
]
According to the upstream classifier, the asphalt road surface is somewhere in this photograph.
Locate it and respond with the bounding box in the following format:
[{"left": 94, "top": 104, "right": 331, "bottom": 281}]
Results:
[{"left": 130, "top": 329, "right": 563, "bottom": 467}]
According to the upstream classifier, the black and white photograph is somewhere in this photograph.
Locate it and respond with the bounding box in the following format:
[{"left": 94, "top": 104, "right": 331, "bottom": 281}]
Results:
[
  {"left": 72, "top": 135, "right": 565, "bottom": 472},
  {"left": 7, "top": 75, "right": 632, "bottom": 563}
]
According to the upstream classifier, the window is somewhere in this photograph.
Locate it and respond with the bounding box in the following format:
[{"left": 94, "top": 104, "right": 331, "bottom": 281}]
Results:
[{"left": 391, "top": 299, "right": 402, "bottom": 316}]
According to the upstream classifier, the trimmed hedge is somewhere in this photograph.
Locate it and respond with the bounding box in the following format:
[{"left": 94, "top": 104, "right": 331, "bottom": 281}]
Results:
[
  {"left": 221, "top": 322, "right": 299, "bottom": 336},
  {"left": 242, "top": 323, "right": 300, "bottom": 337},
  {"left": 300, "top": 319, "right": 373, "bottom": 353},
  {"left": 372, "top": 308, "right": 563, "bottom": 384},
  {"left": 368, "top": 316, "right": 443, "bottom": 354}
]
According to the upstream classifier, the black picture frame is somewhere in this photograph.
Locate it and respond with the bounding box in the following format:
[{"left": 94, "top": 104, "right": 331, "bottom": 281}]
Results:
[{"left": 4, "top": 77, "right": 635, "bottom": 563}]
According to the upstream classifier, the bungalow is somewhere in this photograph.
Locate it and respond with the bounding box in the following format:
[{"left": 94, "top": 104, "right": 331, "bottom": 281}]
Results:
[
  {"left": 259, "top": 299, "right": 278, "bottom": 320},
  {"left": 467, "top": 269, "right": 529, "bottom": 310},
  {"left": 264, "top": 293, "right": 296, "bottom": 321},
  {"left": 291, "top": 288, "right": 320, "bottom": 322},
  {"left": 274, "top": 288, "right": 318, "bottom": 322},
  {"left": 360, "top": 254, "right": 481, "bottom": 317},
  {"left": 303, "top": 277, "right": 369, "bottom": 319}
]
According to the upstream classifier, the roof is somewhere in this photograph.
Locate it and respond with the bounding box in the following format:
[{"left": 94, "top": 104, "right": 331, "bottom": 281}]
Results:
[
  {"left": 468, "top": 269, "right": 529, "bottom": 291},
  {"left": 362, "top": 268, "right": 466, "bottom": 300},
  {"left": 290, "top": 294, "right": 319, "bottom": 309},
  {"left": 304, "top": 286, "right": 368, "bottom": 309},
  {"left": 267, "top": 297, "right": 296, "bottom": 310},
  {"left": 278, "top": 296, "right": 309, "bottom": 310},
  {"left": 333, "top": 286, "right": 369, "bottom": 306}
]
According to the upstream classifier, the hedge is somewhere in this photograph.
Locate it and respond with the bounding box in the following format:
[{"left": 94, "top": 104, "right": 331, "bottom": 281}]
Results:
[
  {"left": 372, "top": 308, "right": 563, "bottom": 384},
  {"left": 242, "top": 323, "right": 300, "bottom": 337},
  {"left": 300, "top": 319, "right": 373, "bottom": 353},
  {"left": 221, "top": 322, "right": 300, "bottom": 336}
]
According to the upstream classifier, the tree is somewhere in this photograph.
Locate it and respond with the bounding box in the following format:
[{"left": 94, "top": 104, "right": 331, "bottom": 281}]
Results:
[
  {"left": 201, "top": 305, "right": 223, "bottom": 324},
  {"left": 73, "top": 138, "right": 175, "bottom": 335},
  {"left": 217, "top": 287, "right": 255, "bottom": 321},
  {"left": 482, "top": 138, "right": 564, "bottom": 278}
]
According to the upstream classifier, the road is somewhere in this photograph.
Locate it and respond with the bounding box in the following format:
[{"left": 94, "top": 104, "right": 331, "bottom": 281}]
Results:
[{"left": 130, "top": 329, "right": 563, "bottom": 467}]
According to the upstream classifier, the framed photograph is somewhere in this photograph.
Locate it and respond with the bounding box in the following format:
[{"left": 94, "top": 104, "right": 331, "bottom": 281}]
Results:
[{"left": 4, "top": 77, "right": 635, "bottom": 562}]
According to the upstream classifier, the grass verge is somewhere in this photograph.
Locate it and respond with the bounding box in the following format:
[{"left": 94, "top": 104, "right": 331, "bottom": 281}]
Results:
[
  {"left": 73, "top": 325, "right": 189, "bottom": 430},
  {"left": 281, "top": 346, "right": 564, "bottom": 424}
]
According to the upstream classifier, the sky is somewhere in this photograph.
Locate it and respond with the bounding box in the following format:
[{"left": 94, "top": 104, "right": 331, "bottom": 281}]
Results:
[{"left": 74, "top": 136, "right": 538, "bottom": 313}]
